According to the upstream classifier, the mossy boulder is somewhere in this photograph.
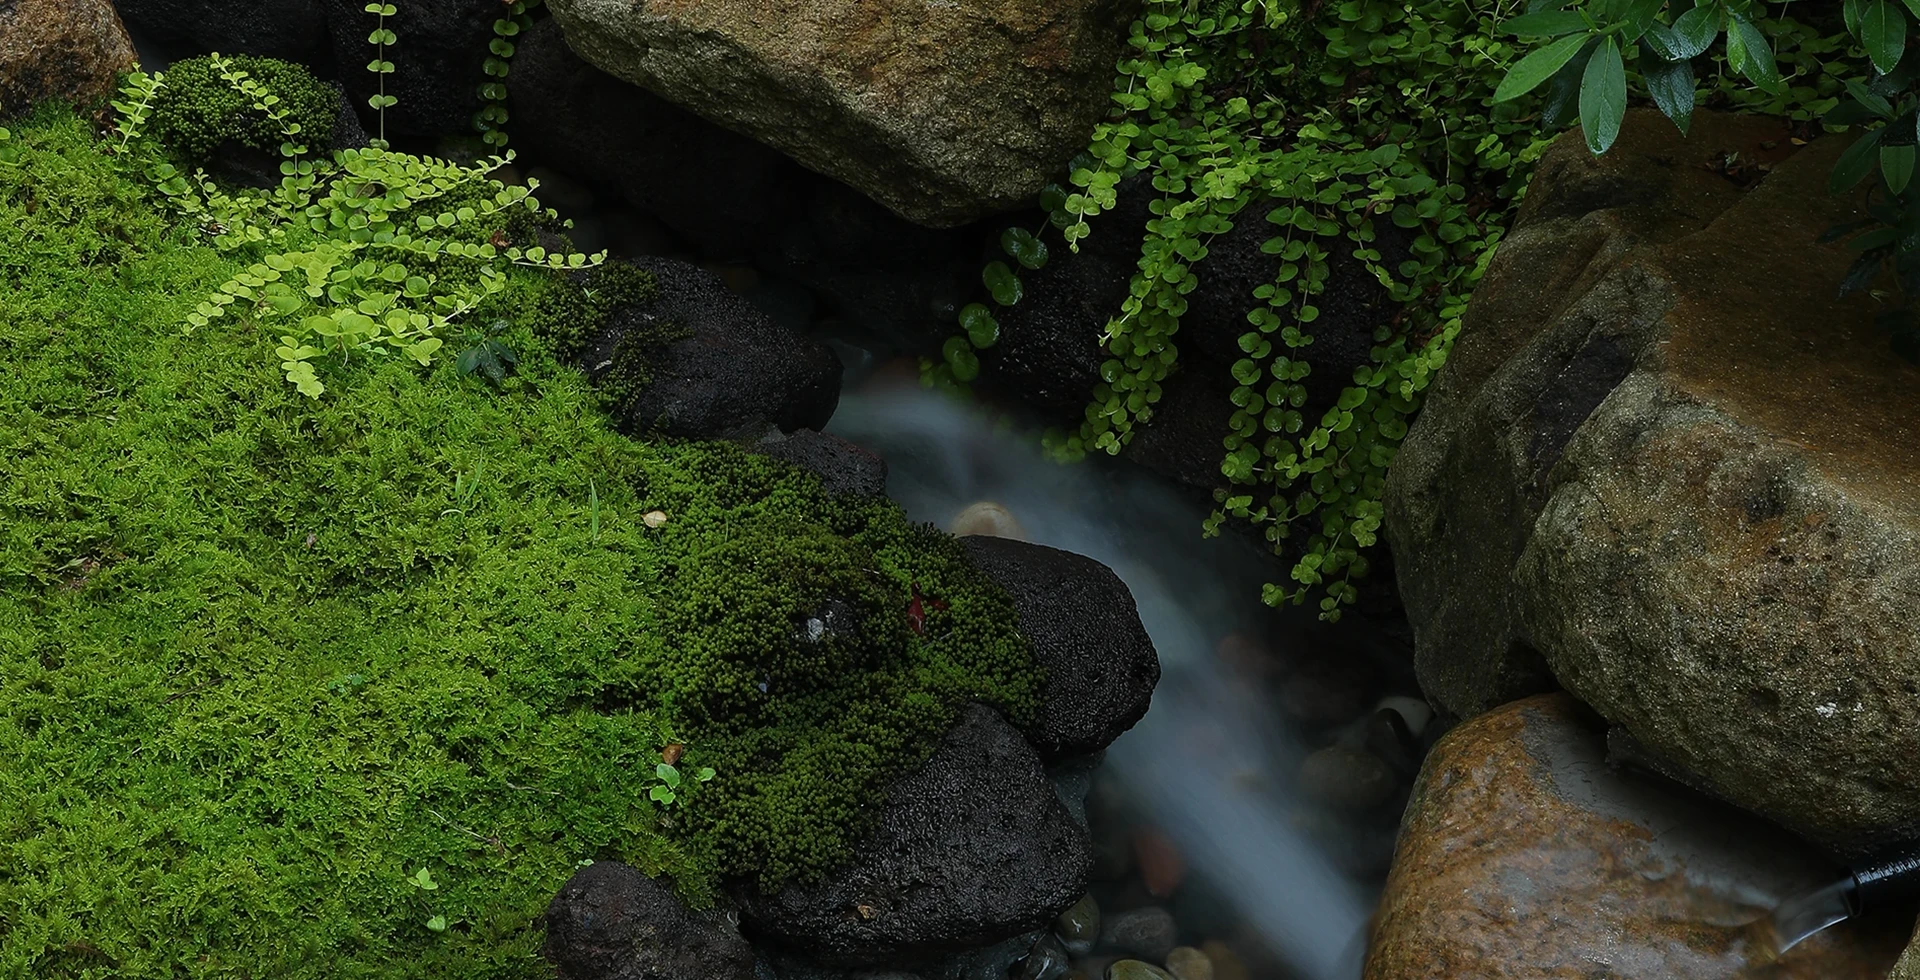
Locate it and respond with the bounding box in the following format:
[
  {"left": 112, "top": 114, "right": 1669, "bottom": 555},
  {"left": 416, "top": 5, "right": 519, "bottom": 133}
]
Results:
[
  {"left": 1383, "top": 110, "right": 1920, "bottom": 851},
  {"left": 574, "top": 256, "right": 843, "bottom": 440},
  {"left": 146, "top": 53, "right": 344, "bottom": 176}
]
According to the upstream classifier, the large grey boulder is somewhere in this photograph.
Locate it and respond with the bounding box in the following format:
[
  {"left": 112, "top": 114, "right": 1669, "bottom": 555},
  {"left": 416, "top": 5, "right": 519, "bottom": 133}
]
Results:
[
  {"left": 1382, "top": 110, "right": 1920, "bottom": 851},
  {"left": 736, "top": 703, "right": 1092, "bottom": 967},
  {"left": 542, "top": 0, "right": 1138, "bottom": 227}
]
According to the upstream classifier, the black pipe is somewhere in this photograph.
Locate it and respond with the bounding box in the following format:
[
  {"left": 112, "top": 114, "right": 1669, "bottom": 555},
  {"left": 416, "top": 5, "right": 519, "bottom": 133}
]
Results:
[{"left": 1850, "top": 842, "right": 1920, "bottom": 913}]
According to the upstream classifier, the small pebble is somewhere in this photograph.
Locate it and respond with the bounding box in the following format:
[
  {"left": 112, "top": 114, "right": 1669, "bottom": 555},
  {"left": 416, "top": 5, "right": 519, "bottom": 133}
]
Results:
[
  {"left": 1164, "top": 947, "right": 1212, "bottom": 980},
  {"left": 1055, "top": 894, "right": 1100, "bottom": 956},
  {"left": 950, "top": 500, "right": 1026, "bottom": 540},
  {"left": 1375, "top": 694, "right": 1433, "bottom": 736},
  {"left": 1132, "top": 827, "right": 1185, "bottom": 898},
  {"left": 1014, "top": 934, "right": 1073, "bottom": 980},
  {"left": 1104, "top": 961, "right": 1173, "bottom": 980},
  {"left": 1099, "top": 906, "right": 1177, "bottom": 963},
  {"left": 1074, "top": 956, "right": 1116, "bottom": 979},
  {"left": 1297, "top": 744, "right": 1398, "bottom": 811},
  {"left": 1364, "top": 707, "right": 1420, "bottom": 775},
  {"left": 1199, "top": 941, "right": 1249, "bottom": 980}
]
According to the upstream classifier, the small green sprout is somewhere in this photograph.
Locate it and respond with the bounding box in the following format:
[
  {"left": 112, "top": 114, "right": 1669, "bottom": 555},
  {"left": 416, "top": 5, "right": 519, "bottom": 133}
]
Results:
[{"left": 646, "top": 762, "right": 714, "bottom": 807}]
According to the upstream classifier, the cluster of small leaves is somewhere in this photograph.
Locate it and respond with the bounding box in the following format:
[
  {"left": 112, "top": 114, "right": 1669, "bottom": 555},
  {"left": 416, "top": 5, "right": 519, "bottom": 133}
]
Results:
[
  {"left": 366, "top": 2, "right": 399, "bottom": 150},
  {"left": 646, "top": 762, "right": 716, "bottom": 808},
  {"left": 116, "top": 57, "right": 606, "bottom": 398},
  {"left": 144, "top": 54, "right": 338, "bottom": 166},
  {"left": 1499, "top": 0, "right": 1918, "bottom": 358},
  {"left": 110, "top": 69, "right": 165, "bottom": 153},
  {"left": 476, "top": 0, "right": 542, "bottom": 149},
  {"left": 941, "top": 0, "right": 1561, "bottom": 618}
]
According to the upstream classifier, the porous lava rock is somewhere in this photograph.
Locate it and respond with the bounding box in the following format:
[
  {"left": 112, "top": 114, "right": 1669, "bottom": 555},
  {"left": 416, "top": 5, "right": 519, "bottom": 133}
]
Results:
[
  {"left": 542, "top": 0, "right": 1137, "bottom": 227},
  {"left": 736, "top": 703, "right": 1093, "bottom": 967},
  {"left": 580, "top": 256, "right": 842, "bottom": 439},
  {"left": 1383, "top": 110, "right": 1920, "bottom": 850},
  {"left": 1366, "top": 694, "right": 1908, "bottom": 980},
  {"left": 961, "top": 536, "right": 1159, "bottom": 760},
  {"left": 109, "top": 0, "right": 329, "bottom": 64},
  {"left": 752, "top": 429, "right": 889, "bottom": 499},
  {"left": 544, "top": 861, "right": 757, "bottom": 980}
]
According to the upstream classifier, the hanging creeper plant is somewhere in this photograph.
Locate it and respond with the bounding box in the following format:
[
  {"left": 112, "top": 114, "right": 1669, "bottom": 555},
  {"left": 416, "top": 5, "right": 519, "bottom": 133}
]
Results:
[
  {"left": 475, "top": 0, "right": 540, "bottom": 150},
  {"left": 365, "top": 2, "right": 398, "bottom": 150}
]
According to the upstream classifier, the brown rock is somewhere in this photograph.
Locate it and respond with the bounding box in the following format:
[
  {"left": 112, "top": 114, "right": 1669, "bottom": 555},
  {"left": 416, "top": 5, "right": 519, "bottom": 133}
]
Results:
[
  {"left": 544, "top": 0, "right": 1136, "bottom": 227},
  {"left": 1365, "top": 694, "right": 1907, "bottom": 980},
  {"left": 1382, "top": 108, "right": 1920, "bottom": 849},
  {"left": 1198, "top": 940, "right": 1248, "bottom": 980},
  {"left": 1131, "top": 826, "right": 1186, "bottom": 899},
  {"left": 0, "top": 0, "right": 137, "bottom": 117},
  {"left": 1890, "top": 918, "right": 1920, "bottom": 980}
]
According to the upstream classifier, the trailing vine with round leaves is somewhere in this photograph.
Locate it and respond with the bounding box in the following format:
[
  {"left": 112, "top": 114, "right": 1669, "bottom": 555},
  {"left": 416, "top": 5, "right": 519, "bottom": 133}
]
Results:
[
  {"left": 475, "top": 0, "right": 541, "bottom": 150},
  {"left": 931, "top": 0, "right": 1860, "bottom": 620}
]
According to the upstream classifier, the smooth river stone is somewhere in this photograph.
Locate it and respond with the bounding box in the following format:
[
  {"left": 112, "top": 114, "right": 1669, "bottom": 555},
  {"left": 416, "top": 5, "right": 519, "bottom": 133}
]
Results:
[
  {"left": 1365, "top": 693, "right": 1908, "bottom": 979},
  {"left": 1056, "top": 894, "right": 1100, "bottom": 956}
]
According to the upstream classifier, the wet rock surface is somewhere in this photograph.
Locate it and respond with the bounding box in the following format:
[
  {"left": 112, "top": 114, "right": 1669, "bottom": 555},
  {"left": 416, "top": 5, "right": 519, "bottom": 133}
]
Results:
[
  {"left": 961, "top": 537, "right": 1160, "bottom": 760},
  {"left": 543, "top": 0, "right": 1135, "bottom": 227},
  {"left": 737, "top": 703, "right": 1093, "bottom": 967},
  {"left": 3, "top": 0, "right": 138, "bottom": 118},
  {"left": 1383, "top": 110, "right": 1920, "bottom": 849},
  {"left": 753, "top": 429, "right": 889, "bottom": 498},
  {"left": 582, "top": 256, "right": 842, "bottom": 439},
  {"left": 1365, "top": 693, "right": 1908, "bottom": 979},
  {"left": 545, "top": 860, "right": 757, "bottom": 980},
  {"left": 111, "top": 0, "right": 328, "bottom": 64}
]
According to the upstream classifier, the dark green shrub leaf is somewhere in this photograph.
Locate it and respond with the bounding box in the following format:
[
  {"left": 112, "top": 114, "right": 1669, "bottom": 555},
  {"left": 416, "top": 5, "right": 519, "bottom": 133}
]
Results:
[
  {"left": 1831, "top": 129, "right": 1886, "bottom": 193},
  {"left": 1494, "top": 32, "right": 1593, "bottom": 102},
  {"left": 1499, "top": 9, "right": 1587, "bottom": 36},
  {"left": 1884, "top": 143, "right": 1917, "bottom": 193},
  {"left": 1642, "top": 57, "right": 1695, "bottom": 135},
  {"left": 1669, "top": 5, "right": 1720, "bottom": 59},
  {"left": 1579, "top": 37, "right": 1627, "bottom": 154},
  {"left": 1727, "top": 14, "right": 1783, "bottom": 91},
  {"left": 1542, "top": 38, "right": 1599, "bottom": 130},
  {"left": 1862, "top": 0, "right": 1908, "bottom": 75}
]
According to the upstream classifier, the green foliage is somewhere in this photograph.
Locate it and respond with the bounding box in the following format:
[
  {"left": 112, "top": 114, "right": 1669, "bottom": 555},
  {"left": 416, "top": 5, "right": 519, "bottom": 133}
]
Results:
[
  {"left": 936, "top": 0, "right": 1562, "bottom": 619},
  {"left": 646, "top": 762, "right": 715, "bottom": 808},
  {"left": 475, "top": 0, "right": 542, "bottom": 150},
  {"left": 1497, "top": 0, "right": 1920, "bottom": 359},
  {"left": 0, "top": 106, "right": 1040, "bottom": 977},
  {"left": 365, "top": 2, "right": 398, "bottom": 149},
  {"left": 118, "top": 53, "right": 610, "bottom": 399},
  {"left": 145, "top": 54, "right": 336, "bottom": 166}
]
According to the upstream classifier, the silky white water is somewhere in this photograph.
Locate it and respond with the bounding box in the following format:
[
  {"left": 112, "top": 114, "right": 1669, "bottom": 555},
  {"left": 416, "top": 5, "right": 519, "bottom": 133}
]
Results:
[{"left": 828, "top": 380, "right": 1370, "bottom": 980}]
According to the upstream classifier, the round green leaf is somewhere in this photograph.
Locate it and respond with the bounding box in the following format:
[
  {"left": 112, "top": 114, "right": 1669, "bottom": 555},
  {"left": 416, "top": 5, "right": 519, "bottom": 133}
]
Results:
[{"left": 982, "top": 261, "right": 1024, "bottom": 306}]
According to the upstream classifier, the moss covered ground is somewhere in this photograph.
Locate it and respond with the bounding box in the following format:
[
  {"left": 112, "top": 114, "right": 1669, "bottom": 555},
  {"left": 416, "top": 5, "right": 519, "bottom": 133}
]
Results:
[{"left": 0, "top": 105, "right": 1039, "bottom": 978}]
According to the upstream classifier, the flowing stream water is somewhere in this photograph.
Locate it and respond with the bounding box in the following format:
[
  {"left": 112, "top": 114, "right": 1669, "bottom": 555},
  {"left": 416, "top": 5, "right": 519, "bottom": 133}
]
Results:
[{"left": 829, "top": 377, "right": 1378, "bottom": 980}]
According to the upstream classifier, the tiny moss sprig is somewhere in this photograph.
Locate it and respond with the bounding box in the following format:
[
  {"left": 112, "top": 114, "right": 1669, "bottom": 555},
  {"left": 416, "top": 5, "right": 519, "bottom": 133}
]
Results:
[{"left": 365, "top": 2, "right": 398, "bottom": 150}]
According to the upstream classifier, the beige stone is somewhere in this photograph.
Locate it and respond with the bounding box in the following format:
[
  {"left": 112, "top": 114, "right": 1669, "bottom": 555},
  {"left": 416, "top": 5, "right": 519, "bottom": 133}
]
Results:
[
  {"left": 1383, "top": 110, "right": 1920, "bottom": 848},
  {"left": 544, "top": 0, "right": 1135, "bottom": 227},
  {"left": 0, "top": 0, "right": 137, "bottom": 118},
  {"left": 1365, "top": 694, "right": 1907, "bottom": 979}
]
